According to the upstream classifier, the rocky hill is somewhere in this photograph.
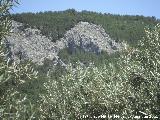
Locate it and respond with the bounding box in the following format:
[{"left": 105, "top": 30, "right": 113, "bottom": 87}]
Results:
[
  {"left": 61, "top": 22, "right": 122, "bottom": 54},
  {"left": 4, "top": 20, "right": 123, "bottom": 65}
]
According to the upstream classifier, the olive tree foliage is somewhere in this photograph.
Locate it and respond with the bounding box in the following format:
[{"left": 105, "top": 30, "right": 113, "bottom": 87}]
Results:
[
  {"left": 116, "top": 24, "right": 160, "bottom": 117},
  {"left": 0, "top": 0, "right": 38, "bottom": 119},
  {"left": 41, "top": 24, "right": 160, "bottom": 119}
]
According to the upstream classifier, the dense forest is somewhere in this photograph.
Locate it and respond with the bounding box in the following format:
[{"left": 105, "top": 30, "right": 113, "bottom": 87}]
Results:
[
  {"left": 12, "top": 9, "right": 159, "bottom": 46},
  {"left": 58, "top": 47, "right": 120, "bottom": 67},
  {"left": 1, "top": 1, "right": 160, "bottom": 119}
]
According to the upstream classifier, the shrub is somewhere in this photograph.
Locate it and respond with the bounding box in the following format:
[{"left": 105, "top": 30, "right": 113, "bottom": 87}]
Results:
[
  {"left": 40, "top": 24, "right": 160, "bottom": 119},
  {"left": 0, "top": 1, "right": 38, "bottom": 119}
]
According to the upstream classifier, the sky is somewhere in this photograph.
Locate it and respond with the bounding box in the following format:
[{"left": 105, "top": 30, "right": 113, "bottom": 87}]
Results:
[{"left": 11, "top": 0, "right": 160, "bottom": 19}]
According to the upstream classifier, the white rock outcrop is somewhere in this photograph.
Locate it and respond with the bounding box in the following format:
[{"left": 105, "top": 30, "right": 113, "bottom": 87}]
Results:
[
  {"left": 61, "top": 22, "right": 122, "bottom": 54},
  {"left": 4, "top": 21, "right": 123, "bottom": 65}
]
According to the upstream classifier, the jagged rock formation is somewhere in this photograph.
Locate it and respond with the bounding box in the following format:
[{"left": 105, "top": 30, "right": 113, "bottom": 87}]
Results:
[
  {"left": 4, "top": 21, "right": 123, "bottom": 65},
  {"left": 61, "top": 22, "right": 123, "bottom": 54},
  {"left": 4, "top": 21, "right": 62, "bottom": 65}
]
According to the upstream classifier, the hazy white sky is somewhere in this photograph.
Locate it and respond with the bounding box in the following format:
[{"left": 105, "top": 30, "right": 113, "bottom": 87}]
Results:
[{"left": 12, "top": 0, "right": 160, "bottom": 19}]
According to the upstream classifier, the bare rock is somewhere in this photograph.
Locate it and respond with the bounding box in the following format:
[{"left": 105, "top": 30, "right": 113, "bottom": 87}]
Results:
[
  {"left": 4, "top": 21, "right": 123, "bottom": 65},
  {"left": 61, "top": 22, "right": 123, "bottom": 54}
]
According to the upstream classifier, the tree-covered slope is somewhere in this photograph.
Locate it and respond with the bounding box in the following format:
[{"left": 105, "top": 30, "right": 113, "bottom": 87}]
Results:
[{"left": 12, "top": 9, "right": 158, "bottom": 46}]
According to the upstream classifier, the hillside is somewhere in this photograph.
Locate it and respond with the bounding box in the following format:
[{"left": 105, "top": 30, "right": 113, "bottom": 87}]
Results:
[
  {"left": 12, "top": 9, "right": 159, "bottom": 46},
  {"left": 4, "top": 20, "right": 122, "bottom": 66},
  {"left": 1, "top": 1, "right": 160, "bottom": 119}
]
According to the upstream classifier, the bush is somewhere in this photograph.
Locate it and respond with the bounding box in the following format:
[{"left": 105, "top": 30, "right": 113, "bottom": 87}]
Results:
[
  {"left": 0, "top": 1, "right": 39, "bottom": 119},
  {"left": 40, "top": 24, "right": 160, "bottom": 119}
]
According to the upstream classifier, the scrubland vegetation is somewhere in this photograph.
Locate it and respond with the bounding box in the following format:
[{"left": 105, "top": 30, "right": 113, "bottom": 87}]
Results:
[{"left": 0, "top": 0, "right": 160, "bottom": 119}]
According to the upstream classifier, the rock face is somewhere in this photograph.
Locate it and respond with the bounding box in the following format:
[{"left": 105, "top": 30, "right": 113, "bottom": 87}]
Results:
[
  {"left": 5, "top": 21, "right": 62, "bottom": 65},
  {"left": 61, "top": 22, "right": 122, "bottom": 54},
  {"left": 4, "top": 21, "right": 123, "bottom": 65}
]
